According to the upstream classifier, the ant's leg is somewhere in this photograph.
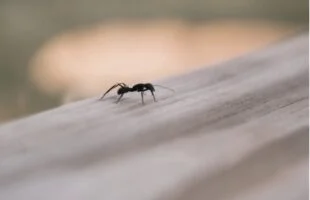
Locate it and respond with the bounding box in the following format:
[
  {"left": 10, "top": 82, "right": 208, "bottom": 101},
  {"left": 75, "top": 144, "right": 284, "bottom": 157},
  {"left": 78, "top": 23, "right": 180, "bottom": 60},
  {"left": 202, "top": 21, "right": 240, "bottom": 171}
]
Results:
[
  {"left": 116, "top": 94, "right": 124, "bottom": 103},
  {"left": 100, "top": 83, "right": 124, "bottom": 100},
  {"left": 150, "top": 91, "right": 157, "bottom": 102},
  {"left": 141, "top": 92, "right": 144, "bottom": 105}
]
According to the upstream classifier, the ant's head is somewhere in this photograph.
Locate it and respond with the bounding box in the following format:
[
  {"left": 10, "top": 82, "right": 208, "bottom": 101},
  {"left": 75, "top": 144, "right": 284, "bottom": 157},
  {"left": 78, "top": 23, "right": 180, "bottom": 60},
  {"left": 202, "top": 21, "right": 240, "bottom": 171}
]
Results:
[{"left": 117, "top": 87, "right": 129, "bottom": 95}]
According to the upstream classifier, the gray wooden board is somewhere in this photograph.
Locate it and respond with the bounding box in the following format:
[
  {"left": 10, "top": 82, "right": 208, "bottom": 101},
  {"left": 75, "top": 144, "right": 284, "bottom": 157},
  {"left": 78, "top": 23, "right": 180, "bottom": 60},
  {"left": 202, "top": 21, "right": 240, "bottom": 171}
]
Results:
[{"left": 0, "top": 34, "right": 308, "bottom": 200}]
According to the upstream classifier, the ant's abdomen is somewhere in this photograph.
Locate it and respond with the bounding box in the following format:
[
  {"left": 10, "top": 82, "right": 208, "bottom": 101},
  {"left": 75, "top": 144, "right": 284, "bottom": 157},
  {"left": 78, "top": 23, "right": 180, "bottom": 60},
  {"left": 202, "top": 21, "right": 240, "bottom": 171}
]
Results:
[{"left": 145, "top": 83, "right": 155, "bottom": 92}]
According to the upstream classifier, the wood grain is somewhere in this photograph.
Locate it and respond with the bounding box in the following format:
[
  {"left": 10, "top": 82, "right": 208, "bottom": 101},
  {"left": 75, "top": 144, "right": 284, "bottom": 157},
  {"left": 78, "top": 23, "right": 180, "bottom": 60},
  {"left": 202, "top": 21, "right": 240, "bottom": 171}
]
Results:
[{"left": 0, "top": 33, "right": 308, "bottom": 200}]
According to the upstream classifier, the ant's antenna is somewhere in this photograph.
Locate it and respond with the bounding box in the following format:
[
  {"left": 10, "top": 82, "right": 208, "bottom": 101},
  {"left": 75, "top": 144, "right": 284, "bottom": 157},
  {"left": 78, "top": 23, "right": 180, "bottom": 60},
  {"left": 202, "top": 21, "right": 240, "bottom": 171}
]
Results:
[{"left": 153, "top": 84, "right": 175, "bottom": 92}]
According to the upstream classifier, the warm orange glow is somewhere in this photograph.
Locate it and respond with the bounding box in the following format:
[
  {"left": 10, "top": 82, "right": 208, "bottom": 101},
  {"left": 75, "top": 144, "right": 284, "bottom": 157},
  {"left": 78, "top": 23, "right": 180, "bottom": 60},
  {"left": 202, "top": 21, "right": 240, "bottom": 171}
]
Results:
[{"left": 29, "top": 19, "right": 299, "bottom": 102}]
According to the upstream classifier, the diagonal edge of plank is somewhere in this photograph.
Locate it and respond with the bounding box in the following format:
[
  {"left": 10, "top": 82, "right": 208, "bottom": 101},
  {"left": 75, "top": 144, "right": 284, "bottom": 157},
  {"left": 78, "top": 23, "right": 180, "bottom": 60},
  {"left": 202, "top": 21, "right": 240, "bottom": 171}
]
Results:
[{"left": 0, "top": 33, "right": 308, "bottom": 200}]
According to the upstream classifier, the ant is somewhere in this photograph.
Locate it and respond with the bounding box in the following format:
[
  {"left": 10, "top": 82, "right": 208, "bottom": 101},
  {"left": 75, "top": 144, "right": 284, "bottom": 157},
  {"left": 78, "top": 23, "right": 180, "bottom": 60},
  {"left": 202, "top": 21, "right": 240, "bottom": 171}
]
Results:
[{"left": 99, "top": 82, "right": 174, "bottom": 104}]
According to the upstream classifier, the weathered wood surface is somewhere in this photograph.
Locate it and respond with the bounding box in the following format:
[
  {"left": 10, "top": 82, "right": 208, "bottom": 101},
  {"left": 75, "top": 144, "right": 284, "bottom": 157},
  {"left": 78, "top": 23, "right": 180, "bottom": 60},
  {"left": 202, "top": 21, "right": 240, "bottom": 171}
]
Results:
[{"left": 0, "top": 34, "right": 308, "bottom": 200}]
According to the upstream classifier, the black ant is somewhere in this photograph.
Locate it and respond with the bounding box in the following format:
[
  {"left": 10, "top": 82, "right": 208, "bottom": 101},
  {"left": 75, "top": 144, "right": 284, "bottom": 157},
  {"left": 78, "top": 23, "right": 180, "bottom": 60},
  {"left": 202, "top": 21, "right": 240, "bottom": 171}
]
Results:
[{"left": 99, "top": 82, "right": 174, "bottom": 104}]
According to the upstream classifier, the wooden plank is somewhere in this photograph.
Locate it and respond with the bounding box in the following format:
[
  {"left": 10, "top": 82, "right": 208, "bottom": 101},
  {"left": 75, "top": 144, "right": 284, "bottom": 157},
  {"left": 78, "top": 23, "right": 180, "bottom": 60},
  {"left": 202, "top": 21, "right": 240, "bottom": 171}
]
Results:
[{"left": 0, "top": 33, "right": 308, "bottom": 200}]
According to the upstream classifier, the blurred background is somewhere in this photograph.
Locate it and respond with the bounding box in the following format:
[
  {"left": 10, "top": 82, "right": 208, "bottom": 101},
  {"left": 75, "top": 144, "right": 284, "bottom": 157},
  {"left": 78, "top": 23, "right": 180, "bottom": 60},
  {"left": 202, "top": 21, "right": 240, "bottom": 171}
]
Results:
[{"left": 0, "top": 0, "right": 308, "bottom": 123}]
